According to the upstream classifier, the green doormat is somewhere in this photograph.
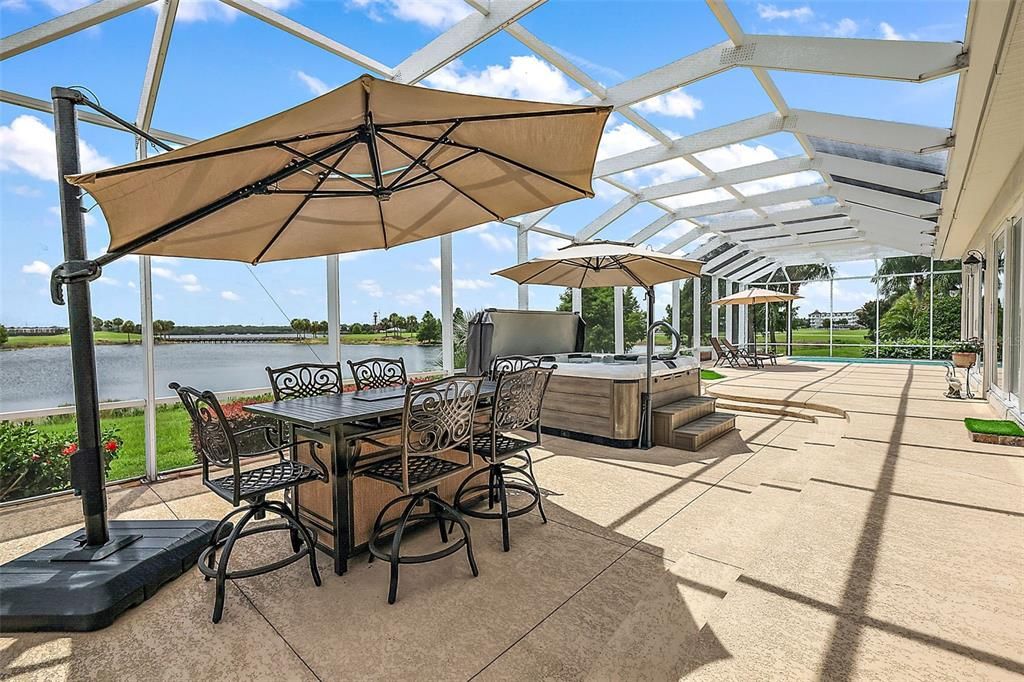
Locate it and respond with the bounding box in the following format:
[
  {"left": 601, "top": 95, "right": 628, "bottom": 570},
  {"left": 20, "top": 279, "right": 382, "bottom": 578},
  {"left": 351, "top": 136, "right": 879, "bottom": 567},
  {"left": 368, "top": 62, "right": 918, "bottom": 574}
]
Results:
[
  {"left": 964, "top": 418, "right": 1024, "bottom": 436},
  {"left": 964, "top": 418, "right": 1024, "bottom": 446},
  {"left": 701, "top": 370, "right": 725, "bottom": 381}
]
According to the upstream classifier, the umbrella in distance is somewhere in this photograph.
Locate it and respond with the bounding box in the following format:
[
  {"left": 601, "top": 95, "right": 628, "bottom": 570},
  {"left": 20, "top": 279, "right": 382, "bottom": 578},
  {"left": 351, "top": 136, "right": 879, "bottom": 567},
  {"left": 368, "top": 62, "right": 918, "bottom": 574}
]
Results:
[
  {"left": 712, "top": 287, "right": 802, "bottom": 353},
  {"left": 67, "top": 74, "right": 612, "bottom": 264}
]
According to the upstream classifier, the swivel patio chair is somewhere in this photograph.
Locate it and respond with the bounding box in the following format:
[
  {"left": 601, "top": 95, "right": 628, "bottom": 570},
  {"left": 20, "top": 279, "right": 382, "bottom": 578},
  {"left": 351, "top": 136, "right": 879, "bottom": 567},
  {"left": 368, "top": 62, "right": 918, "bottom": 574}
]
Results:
[
  {"left": 266, "top": 362, "right": 344, "bottom": 400},
  {"left": 266, "top": 362, "right": 344, "bottom": 444},
  {"left": 487, "top": 354, "right": 541, "bottom": 380},
  {"left": 347, "top": 357, "right": 408, "bottom": 390},
  {"left": 170, "top": 382, "right": 328, "bottom": 624},
  {"left": 351, "top": 376, "right": 483, "bottom": 604},
  {"left": 452, "top": 367, "right": 554, "bottom": 552}
]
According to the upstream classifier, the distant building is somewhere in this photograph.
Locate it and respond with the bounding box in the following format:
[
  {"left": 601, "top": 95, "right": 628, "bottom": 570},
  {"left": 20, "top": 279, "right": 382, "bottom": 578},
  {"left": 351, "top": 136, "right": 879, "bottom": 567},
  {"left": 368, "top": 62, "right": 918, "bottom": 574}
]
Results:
[
  {"left": 5, "top": 326, "right": 68, "bottom": 336},
  {"left": 808, "top": 311, "right": 860, "bottom": 329}
]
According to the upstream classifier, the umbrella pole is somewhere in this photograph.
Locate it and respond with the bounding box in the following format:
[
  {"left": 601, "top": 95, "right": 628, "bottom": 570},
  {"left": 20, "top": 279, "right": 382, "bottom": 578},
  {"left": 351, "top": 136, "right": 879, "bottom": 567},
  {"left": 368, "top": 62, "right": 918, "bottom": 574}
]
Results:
[{"left": 644, "top": 286, "right": 655, "bottom": 449}]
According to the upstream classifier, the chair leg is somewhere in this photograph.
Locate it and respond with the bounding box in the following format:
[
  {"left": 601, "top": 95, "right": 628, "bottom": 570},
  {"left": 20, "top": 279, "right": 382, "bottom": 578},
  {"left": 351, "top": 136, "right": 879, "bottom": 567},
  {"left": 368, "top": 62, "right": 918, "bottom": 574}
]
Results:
[
  {"left": 212, "top": 504, "right": 261, "bottom": 624},
  {"left": 495, "top": 467, "right": 510, "bottom": 552},
  {"left": 432, "top": 496, "right": 449, "bottom": 544},
  {"left": 523, "top": 452, "right": 547, "bottom": 524},
  {"left": 266, "top": 500, "right": 321, "bottom": 588},
  {"left": 388, "top": 494, "right": 424, "bottom": 605},
  {"left": 288, "top": 487, "right": 301, "bottom": 553},
  {"left": 429, "top": 493, "right": 479, "bottom": 579}
]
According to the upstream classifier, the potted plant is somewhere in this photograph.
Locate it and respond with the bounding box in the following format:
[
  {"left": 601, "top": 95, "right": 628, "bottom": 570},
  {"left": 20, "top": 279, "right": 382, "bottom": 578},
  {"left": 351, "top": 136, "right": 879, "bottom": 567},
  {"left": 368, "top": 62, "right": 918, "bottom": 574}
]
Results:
[{"left": 951, "top": 337, "right": 982, "bottom": 368}]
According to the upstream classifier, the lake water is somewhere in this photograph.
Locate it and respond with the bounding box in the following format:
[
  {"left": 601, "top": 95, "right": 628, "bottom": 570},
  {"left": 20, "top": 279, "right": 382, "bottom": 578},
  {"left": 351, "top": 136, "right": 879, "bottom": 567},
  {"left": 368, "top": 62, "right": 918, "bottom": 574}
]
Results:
[{"left": 0, "top": 343, "right": 441, "bottom": 413}]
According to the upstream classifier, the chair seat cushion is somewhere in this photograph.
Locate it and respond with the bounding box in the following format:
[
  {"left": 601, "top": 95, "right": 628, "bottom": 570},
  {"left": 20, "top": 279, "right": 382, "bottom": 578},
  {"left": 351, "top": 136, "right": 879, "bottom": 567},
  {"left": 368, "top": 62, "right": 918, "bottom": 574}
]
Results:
[
  {"left": 361, "top": 455, "right": 466, "bottom": 488},
  {"left": 210, "top": 460, "right": 322, "bottom": 499}
]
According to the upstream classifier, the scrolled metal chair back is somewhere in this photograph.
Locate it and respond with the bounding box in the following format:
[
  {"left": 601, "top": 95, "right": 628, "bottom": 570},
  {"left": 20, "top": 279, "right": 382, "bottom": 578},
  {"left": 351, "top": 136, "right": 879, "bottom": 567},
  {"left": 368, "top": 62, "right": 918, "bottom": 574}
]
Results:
[
  {"left": 169, "top": 382, "right": 238, "bottom": 470},
  {"left": 491, "top": 367, "right": 554, "bottom": 432},
  {"left": 488, "top": 354, "right": 541, "bottom": 381},
  {"left": 347, "top": 357, "right": 408, "bottom": 390},
  {"left": 266, "top": 362, "right": 343, "bottom": 400},
  {"left": 403, "top": 377, "right": 482, "bottom": 458}
]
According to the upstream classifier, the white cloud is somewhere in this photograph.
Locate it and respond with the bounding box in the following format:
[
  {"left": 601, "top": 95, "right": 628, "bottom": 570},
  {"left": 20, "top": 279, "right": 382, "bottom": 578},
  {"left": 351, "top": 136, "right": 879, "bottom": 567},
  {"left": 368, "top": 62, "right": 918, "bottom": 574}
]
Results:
[
  {"left": 21, "top": 260, "right": 51, "bottom": 276},
  {"left": 296, "top": 71, "right": 331, "bottom": 96},
  {"left": 97, "top": 275, "right": 120, "bottom": 286},
  {"left": 530, "top": 232, "right": 571, "bottom": 257},
  {"left": 425, "top": 56, "right": 584, "bottom": 103},
  {"left": 152, "top": 266, "right": 204, "bottom": 293},
  {"left": 879, "top": 22, "right": 905, "bottom": 40},
  {"left": 635, "top": 89, "right": 703, "bottom": 119},
  {"left": 477, "top": 226, "right": 515, "bottom": 252},
  {"left": 220, "top": 290, "right": 241, "bottom": 301},
  {"left": 0, "top": 115, "right": 113, "bottom": 181},
  {"left": 0, "top": 0, "right": 29, "bottom": 10},
  {"left": 349, "top": 0, "right": 471, "bottom": 28},
  {"left": 757, "top": 4, "right": 813, "bottom": 21},
  {"left": 147, "top": 0, "right": 297, "bottom": 23},
  {"left": 596, "top": 121, "right": 657, "bottom": 161},
  {"left": 453, "top": 278, "right": 494, "bottom": 290},
  {"left": 358, "top": 279, "right": 384, "bottom": 298},
  {"left": 829, "top": 18, "right": 859, "bottom": 37},
  {"left": 8, "top": 184, "right": 41, "bottom": 197}
]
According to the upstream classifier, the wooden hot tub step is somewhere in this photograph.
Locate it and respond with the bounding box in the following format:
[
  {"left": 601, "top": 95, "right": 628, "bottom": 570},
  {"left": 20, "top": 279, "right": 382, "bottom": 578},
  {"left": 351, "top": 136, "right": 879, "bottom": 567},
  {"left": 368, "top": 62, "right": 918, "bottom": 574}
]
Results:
[
  {"left": 652, "top": 396, "right": 717, "bottom": 445},
  {"left": 671, "top": 412, "right": 737, "bottom": 451}
]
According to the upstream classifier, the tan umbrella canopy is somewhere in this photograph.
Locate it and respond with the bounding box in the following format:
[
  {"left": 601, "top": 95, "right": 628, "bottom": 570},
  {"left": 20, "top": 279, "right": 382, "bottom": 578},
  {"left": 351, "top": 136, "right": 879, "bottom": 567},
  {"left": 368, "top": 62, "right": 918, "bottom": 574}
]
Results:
[
  {"left": 67, "top": 74, "right": 611, "bottom": 264},
  {"left": 492, "top": 241, "right": 703, "bottom": 289},
  {"left": 712, "top": 287, "right": 801, "bottom": 305}
]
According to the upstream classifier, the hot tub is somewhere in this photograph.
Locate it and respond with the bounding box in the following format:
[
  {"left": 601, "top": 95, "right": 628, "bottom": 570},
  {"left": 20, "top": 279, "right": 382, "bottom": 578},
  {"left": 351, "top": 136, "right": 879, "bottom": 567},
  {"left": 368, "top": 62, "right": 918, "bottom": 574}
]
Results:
[{"left": 539, "top": 353, "right": 701, "bottom": 447}]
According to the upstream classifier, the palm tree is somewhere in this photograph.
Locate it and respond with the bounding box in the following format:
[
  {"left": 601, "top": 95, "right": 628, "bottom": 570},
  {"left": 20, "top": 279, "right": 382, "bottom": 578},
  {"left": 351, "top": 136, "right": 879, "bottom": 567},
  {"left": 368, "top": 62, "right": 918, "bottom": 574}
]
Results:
[{"left": 874, "top": 255, "right": 932, "bottom": 299}]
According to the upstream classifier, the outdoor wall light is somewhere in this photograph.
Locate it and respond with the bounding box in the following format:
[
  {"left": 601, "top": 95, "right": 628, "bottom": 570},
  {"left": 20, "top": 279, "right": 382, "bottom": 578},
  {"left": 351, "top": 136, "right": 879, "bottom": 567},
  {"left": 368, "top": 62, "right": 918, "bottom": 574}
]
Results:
[{"left": 963, "top": 249, "right": 986, "bottom": 267}]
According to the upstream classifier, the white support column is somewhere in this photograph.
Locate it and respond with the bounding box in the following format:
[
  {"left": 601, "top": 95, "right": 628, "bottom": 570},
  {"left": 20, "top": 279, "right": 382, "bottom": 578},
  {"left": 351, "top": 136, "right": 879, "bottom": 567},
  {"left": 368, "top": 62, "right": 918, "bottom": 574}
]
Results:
[
  {"left": 327, "top": 254, "right": 341, "bottom": 365},
  {"left": 614, "top": 286, "right": 625, "bottom": 354},
  {"left": 693, "top": 277, "right": 702, "bottom": 356},
  {"left": 572, "top": 288, "right": 582, "bottom": 315},
  {"left": 829, "top": 277, "right": 834, "bottom": 357},
  {"left": 724, "top": 280, "right": 734, "bottom": 343},
  {"left": 139, "top": 255, "right": 157, "bottom": 482},
  {"left": 517, "top": 229, "right": 529, "bottom": 310},
  {"left": 671, "top": 280, "right": 681, "bottom": 335},
  {"left": 738, "top": 301, "right": 747, "bottom": 346},
  {"left": 440, "top": 235, "right": 454, "bottom": 375},
  {"left": 711, "top": 276, "right": 721, "bottom": 351}
]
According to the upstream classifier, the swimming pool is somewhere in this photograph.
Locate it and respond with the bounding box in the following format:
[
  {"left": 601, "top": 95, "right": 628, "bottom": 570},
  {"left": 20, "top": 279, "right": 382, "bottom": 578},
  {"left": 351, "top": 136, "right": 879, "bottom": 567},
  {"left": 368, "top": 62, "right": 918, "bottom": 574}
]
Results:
[{"left": 789, "top": 356, "right": 948, "bottom": 366}]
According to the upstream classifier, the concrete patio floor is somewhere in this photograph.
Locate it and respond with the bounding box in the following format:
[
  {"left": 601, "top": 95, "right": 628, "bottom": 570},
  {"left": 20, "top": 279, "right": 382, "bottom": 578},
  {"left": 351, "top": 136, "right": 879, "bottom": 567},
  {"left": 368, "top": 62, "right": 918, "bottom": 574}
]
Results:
[{"left": 2, "top": 360, "right": 1022, "bottom": 680}]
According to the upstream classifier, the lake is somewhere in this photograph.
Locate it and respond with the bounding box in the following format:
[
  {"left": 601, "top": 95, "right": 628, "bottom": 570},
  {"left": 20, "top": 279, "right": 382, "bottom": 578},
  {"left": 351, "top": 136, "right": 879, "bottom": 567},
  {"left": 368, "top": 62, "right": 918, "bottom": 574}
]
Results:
[{"left": 0, "top": 343, "right": 442, "bottom": 413}]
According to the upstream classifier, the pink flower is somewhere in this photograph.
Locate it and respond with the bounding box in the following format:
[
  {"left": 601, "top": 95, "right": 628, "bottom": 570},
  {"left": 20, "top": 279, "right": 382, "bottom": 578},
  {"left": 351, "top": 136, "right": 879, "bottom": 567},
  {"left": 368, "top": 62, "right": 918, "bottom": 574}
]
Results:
[{"left": 31, "top": 454, "right": 41, "bottom": 461}]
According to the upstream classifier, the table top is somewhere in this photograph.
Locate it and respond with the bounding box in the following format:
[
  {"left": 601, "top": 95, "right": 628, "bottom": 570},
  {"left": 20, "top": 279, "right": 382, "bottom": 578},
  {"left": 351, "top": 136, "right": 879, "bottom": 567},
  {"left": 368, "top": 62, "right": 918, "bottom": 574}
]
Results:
[{"left": 244, "top": 381, "right": 497, "bottom": 430}]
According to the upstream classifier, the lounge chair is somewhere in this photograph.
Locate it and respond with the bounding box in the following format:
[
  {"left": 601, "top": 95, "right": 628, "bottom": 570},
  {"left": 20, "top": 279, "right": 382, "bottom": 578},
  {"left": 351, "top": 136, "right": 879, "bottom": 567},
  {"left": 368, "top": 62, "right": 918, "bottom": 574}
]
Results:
[
  {"left": 722, "top": 338, "right": 775, "bottom": 368},
  {"left": 709, "top": 337, "right": 741, "bottom": 368}
]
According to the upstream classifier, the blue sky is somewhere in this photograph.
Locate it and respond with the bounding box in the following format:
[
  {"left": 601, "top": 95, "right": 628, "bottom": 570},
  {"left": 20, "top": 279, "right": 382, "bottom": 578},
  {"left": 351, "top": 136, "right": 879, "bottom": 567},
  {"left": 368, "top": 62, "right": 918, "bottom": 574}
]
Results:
[{"left": 0, "top": 0, "right": 968, "bottom": 326}]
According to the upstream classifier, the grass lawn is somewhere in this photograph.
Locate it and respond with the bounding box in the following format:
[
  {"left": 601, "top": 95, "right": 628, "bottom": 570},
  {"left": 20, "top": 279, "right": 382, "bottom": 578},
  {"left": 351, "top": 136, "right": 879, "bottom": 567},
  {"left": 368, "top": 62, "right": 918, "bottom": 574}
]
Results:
[
  {"left": 35, "top": 405, "right": 194, "bottom": 481},
  {"left": 340, "top": 332, "right": 421, "bottom": 345},
  {"left": 4, "top": 331, "right": 141, "bottom": 348},
  {"left": 701, "top": 369, "right": 725, "bottom": 381}
]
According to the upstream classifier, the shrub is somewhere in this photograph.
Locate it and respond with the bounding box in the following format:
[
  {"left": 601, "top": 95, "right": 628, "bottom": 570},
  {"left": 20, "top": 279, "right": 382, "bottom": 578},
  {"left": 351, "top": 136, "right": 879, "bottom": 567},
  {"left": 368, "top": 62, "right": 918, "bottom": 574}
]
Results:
[
  {"left": 867, "top": 338, "right": 939, "bottom": 360},
  {"left": 0, "top": 422, "right": 122, "bottom": 503}
]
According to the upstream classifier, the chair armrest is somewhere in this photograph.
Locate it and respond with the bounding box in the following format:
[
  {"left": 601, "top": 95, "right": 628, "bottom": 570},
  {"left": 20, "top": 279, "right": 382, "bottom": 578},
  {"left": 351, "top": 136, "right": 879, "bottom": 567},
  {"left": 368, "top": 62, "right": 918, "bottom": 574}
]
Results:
[{"left": 243, "top": 438, "right": 329, "bottom": 478}]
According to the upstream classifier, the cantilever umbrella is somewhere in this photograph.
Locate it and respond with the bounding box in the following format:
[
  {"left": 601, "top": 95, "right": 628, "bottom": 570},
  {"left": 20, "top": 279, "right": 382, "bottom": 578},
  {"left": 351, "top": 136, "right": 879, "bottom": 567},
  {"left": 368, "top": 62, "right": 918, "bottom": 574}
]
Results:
[
  {"left": 711, "top": 287, "right": 802, "bottom": 352},
  {"left": 67, "top": 74, "right": 612, "bottom": 264},
  {"left": 1, "top": 76, "right": 612, "bottom": 632},
  {"left": 493, "top": 241, "right": 703, "bottom": 448}
]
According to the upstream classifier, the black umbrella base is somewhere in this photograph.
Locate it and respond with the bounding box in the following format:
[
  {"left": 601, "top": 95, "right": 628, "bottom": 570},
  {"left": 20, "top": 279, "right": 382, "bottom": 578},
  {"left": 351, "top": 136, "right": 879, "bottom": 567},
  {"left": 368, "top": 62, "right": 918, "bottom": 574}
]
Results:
[{"left": 0, "top": 519, "right": 218, "bottom": 632}]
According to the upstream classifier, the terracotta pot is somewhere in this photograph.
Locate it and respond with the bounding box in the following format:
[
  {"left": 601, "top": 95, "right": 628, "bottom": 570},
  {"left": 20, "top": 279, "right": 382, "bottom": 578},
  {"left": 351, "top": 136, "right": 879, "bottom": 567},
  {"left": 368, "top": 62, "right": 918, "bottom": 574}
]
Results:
[{"left": 952, "top": 351, "right": 977, "bottom": 368}]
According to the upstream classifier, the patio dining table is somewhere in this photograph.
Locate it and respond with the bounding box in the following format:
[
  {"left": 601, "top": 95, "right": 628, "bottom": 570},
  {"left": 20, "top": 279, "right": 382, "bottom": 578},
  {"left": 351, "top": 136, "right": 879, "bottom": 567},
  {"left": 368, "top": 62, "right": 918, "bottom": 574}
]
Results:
[{"left": 244, "top": 381, "right": 497, "bottom": 575}]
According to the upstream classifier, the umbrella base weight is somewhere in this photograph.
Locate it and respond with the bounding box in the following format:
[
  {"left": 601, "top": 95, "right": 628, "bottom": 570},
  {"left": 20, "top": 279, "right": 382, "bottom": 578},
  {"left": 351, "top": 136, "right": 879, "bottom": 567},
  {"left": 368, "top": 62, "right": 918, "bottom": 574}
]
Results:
[{"left": 0, "top": 519, "right": 218, "bottom": 632}]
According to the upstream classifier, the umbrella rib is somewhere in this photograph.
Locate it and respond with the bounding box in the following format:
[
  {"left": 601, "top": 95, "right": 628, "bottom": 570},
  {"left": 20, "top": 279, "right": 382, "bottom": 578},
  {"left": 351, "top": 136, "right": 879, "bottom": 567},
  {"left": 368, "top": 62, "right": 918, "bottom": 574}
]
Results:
[
  {"left": 385, "top": 121, "right": 460, "bottom": 190},
  {"left": 83, "top": 127, "right": 361, "bottom": 181},
  {"left": 276, "top": 143, "right": 375, "bottom": 191},
  {"left": 252, "top": 146, "right": 355, "bottom": 264},
  {"left": 375, "top": 106, "right": 610, "bottom": 129},
  {"left": 381, "top": 128, "right": 592, "bottom": 198},
  {"left": 374, "top": 133, "right": 502, "bottom": 221},
  {"left": 390, "top": 149, "right": 478, "bottom": 192},
  {"left": 517, "top": 260, "right": 565, "bottom": 286}
]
